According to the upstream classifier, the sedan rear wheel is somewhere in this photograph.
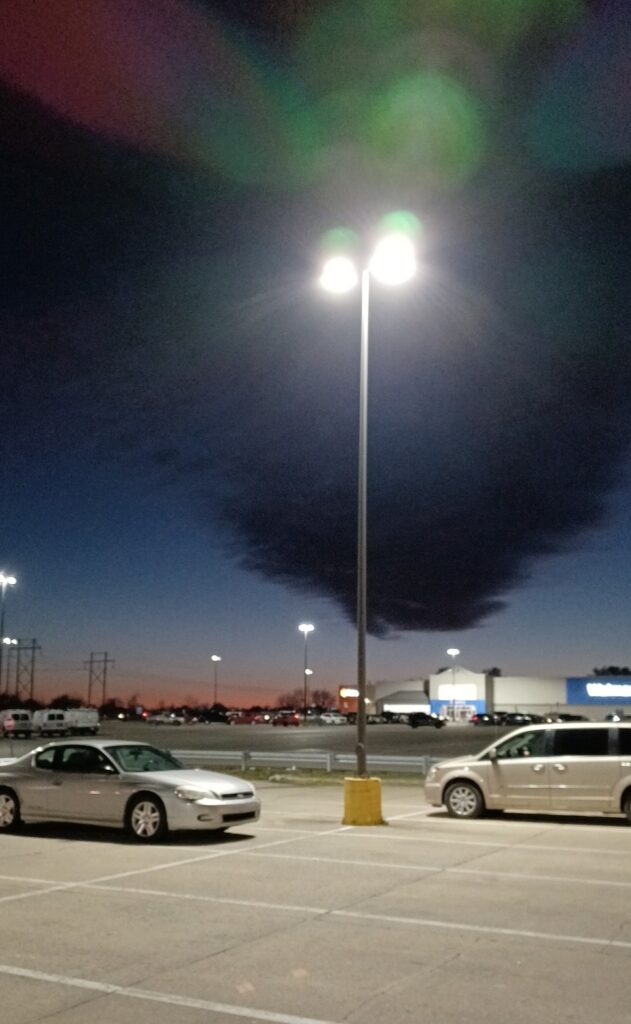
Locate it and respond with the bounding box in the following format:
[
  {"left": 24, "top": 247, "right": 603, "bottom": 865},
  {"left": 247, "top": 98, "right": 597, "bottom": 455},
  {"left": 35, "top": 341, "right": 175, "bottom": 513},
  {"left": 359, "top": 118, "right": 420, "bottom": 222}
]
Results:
[
  {"left": 126, "top": 795, "right": 167, "bottom": 842},
  {"left": 0, "top": 787, "right": 21, "bottom": 831},
  {"left": 445, "top": 782, "right": 484, "bottom": 819}
]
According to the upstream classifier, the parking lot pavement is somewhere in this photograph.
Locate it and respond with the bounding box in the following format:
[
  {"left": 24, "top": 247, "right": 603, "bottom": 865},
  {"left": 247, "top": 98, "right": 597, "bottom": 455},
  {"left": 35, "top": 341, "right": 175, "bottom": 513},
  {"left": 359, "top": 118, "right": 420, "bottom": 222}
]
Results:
[{"left": 1, "top": 781, "right": 631, "bottom": 1024}]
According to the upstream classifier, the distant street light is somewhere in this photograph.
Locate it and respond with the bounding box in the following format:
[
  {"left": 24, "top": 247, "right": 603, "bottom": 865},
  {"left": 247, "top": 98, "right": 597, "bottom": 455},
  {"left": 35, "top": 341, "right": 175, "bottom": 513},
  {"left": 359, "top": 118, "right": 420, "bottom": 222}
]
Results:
[
  {"left": 298, "top": 623, "right": 315, "bottom": 723},
  {"left": 2, "top": 636, "right": 18, "bottom": 695},
  {"left": 447, "top": 648, "right": 460, "bottom": 721},
  {"left": 0, "top": 573, "right": 17, "bottom": 696},
  {"left": 211, "top": 655, "right": 222, "bottom": 705},
  {"left": 320, "top": 225, "right": 417, "bottom": 796}
]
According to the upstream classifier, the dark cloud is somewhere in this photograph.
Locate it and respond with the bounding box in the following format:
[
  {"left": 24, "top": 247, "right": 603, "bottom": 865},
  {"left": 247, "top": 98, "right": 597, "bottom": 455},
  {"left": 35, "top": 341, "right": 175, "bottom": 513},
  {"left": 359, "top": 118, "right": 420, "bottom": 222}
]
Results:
[{"left": 1, "top": 2, "right": 630, "bottom": 637}]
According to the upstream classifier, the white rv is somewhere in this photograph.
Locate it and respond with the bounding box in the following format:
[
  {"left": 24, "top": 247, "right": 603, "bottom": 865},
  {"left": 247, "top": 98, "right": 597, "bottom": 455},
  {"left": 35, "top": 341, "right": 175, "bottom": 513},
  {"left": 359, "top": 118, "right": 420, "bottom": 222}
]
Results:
[
  {"left": 66, "top": 708, "right": 100, "bottom": 735},
  {"left": 32, "top": 708, "right": 100, "bottom": 737}
]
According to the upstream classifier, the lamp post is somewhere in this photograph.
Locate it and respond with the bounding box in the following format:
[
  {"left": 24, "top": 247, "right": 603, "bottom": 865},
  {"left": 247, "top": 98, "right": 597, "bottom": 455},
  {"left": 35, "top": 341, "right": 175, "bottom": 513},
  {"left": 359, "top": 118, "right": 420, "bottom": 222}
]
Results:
[
  {"left": 298, "top": 623, "right": 314, "bottom": 724},
  {"left": 320, "top": 230, "right": 416, "bottom": 782},
  {"left": 2, "top": 637, "right": 18, "bottom": 695},
  {"left": 0, "top": 573, "right": 17, "bottom": 696},
  {"left": 210, "top": 655, "right": 222, "bottom": 705},
  {"left": 447, "top": 647, "right": 460, "bottom": 722}
]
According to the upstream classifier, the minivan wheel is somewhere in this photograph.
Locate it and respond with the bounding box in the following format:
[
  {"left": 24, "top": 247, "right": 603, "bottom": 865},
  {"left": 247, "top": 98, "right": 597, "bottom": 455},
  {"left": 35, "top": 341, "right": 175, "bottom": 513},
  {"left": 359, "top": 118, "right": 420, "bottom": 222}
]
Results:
[
  {"left": 126, "top": 795, "right": 167, "bottom": 842},
  {"left": 0, "top": 787, "right": 21, "bottom": 831},
  {"left": 445, "top": 782, "right": 484, "bottom": 819}
]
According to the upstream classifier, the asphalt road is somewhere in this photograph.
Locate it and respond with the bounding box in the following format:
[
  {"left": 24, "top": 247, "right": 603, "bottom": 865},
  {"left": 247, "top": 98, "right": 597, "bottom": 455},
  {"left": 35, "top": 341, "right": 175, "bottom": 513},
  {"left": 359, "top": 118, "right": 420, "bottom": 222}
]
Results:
[
  {"left": 0, "top": 721, "right": 513, "bottom": 761},
  {"left": 117, "top": 720, "right": 513, "bottom": 758}
]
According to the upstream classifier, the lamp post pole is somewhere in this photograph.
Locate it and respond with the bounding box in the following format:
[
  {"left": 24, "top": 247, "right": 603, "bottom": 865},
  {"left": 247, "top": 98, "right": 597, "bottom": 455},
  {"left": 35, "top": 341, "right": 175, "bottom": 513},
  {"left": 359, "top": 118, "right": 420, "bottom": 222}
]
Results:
[
  {"left": 447, "top": 647, "right": 460, "bottom": 722},
  {"left": 2, "top": 637, "right": 17, "bottom": 695},
  {"left": 0, "top": 574, "right": 17, "bottom": 696},
  {"left": 298, "top": 624, "right": 314, "bottom": 724},
  {"left": 211, "top": 655, "right": 222, "bottom": 705},
  {"left": 356, "top": 269, "right": 370, "bottom": 776},
  {"left": 319, "top": 221, "right": 417, "bottom": 821}
]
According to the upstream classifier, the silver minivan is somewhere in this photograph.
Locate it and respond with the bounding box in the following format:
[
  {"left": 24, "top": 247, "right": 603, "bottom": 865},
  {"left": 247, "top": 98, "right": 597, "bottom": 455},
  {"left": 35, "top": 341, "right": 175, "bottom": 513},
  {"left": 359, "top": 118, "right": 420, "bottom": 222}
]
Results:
[{"left": 425, "top": 722, "right": 631, "bottom": 821}]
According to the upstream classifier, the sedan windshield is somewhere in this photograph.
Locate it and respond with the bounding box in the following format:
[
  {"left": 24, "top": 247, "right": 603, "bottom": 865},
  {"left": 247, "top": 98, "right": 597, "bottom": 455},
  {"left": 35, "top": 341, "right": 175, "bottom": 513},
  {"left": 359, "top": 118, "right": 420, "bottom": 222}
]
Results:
[{"left": 105, "top": 745, "right": 183, "bottom": 772}]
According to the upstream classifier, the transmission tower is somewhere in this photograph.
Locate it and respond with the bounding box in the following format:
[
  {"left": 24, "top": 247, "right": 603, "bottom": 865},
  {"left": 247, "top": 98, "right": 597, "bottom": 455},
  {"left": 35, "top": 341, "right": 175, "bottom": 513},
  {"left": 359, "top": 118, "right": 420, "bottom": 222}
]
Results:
[
  {"left": 13, "top": 639, "right": 41, "bottom": 703},
  {"left": 84, "top": 652, "right": 114, "bottom": 707}
]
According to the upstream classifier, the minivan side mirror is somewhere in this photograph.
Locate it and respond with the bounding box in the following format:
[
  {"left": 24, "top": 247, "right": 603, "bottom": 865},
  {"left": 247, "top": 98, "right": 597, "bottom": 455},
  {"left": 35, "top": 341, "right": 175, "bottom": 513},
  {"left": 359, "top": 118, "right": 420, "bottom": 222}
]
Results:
[{"left": 488, "top": 748, "right": 498, "bottom": 762}]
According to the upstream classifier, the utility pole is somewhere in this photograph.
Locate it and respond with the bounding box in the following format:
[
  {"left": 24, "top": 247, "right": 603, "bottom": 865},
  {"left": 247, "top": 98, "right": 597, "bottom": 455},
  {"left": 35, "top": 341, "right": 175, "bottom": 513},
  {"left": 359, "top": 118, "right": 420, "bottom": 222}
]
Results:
[
  {"left": 14, "top": 639, "right": 41, "bottom": 703},
  {"left": 84, "top": 652, "right": 114, "bottom": 707}
]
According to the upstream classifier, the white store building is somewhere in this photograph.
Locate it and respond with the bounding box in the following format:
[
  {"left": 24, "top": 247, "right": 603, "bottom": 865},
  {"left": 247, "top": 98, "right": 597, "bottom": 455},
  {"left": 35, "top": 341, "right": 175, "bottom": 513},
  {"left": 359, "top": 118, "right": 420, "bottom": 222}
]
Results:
[{"left": 366, "top": 668, "right": 631, "bottom": 721}]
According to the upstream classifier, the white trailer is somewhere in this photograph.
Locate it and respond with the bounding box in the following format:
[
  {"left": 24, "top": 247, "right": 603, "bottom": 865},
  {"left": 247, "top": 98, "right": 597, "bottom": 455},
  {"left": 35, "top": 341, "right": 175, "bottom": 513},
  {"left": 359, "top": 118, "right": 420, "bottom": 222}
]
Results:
[{"left": 66, "top": 708, "right": 100, "bottom": 735}]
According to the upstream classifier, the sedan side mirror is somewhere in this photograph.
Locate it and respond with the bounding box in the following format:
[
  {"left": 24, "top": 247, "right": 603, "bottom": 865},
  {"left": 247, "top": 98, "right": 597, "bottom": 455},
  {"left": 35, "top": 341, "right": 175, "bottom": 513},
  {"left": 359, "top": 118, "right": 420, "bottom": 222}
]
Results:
[{"left": 488, "top": 748, "right": 498, "bottom": 762}]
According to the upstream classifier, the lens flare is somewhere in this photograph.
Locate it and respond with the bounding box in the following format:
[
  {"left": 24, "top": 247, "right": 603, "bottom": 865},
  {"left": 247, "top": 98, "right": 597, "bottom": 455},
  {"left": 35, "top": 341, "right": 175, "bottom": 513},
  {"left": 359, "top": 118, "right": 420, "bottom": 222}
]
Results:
[
  {"left": 320, "top": 256, "right": 359, "bottom": 294},
  {"left": 369, "top": 234, "right": 416, "bottom": 285}
]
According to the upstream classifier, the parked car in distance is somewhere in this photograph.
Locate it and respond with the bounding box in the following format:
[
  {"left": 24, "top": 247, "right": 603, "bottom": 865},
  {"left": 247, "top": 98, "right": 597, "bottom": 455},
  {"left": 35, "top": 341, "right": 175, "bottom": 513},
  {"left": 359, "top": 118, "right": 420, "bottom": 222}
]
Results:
[
  {"left": 146, "top": 713, "right": 186, "bottom": 726},
  {"left": 544, "top": 713, "right": 590, "bottom": 723},
  {"left": 317, "top": 712, "right": 348, "bottom": 725},
  {"left": 470, "top": 712, "right": 507, "bottom": 726},
  {"left": 0, "top": 738, "right": 260, "bottom": 840},
  {"left": 407, "top": 712, "right": 446, "bottom": 729},
  {"left": 500, "top": 712, "right": 546, "bottom": 725},
  {"left": 229, "top": 712, "right": 269, "bottom": 725},
  {"left": 367, "top": 715, "right": 388, "bottom": 724},
  {"left": 272, "top": 710, "right": 301, "bottom": 727},
  {"left": 604, "top": 713, "right": 631, "bottom": 722},
  {"left": 198, "top": 709, "right": 230, "bottom": 724},
  {"left": 426, "top": 721, "right": 631, "bottom": 822}
]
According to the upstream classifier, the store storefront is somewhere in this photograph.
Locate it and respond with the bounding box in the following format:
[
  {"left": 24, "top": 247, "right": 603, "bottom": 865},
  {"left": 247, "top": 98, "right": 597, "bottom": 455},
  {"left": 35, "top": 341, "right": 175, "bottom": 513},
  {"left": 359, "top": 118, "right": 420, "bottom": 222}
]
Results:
[{"left": 567, "top": 677, "right": 631, "bottom": 709}]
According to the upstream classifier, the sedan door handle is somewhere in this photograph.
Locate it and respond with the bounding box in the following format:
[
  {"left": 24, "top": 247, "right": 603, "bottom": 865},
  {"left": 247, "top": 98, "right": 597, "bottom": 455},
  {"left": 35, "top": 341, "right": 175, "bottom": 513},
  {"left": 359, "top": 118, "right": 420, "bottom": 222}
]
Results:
[
  {"left": 51, "top": 780, "right": 62, "bottom": 786},
  {"left": 531, "top": 764, "right": 545, "bottom": 773},
  {"left": 553, "top": 764, "right": 567, "bottom": 773}
]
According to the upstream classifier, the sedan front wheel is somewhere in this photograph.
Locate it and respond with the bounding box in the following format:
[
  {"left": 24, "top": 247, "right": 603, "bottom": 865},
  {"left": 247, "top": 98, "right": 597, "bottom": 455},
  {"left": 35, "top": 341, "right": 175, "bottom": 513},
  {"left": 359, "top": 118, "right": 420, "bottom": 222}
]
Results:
[
  {"left": 126, "top": 795, "right": 167, "bottom": 842},
  {"left": 0, "top": 787, "right": 21, "bottom": 832}
]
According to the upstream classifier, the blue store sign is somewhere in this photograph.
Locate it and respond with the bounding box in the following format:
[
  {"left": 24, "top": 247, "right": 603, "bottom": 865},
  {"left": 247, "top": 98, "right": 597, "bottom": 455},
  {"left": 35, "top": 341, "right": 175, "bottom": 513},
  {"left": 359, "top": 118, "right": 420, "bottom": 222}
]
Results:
[{"left": 567, "top": 677, "right": 631, "bottom": 705}]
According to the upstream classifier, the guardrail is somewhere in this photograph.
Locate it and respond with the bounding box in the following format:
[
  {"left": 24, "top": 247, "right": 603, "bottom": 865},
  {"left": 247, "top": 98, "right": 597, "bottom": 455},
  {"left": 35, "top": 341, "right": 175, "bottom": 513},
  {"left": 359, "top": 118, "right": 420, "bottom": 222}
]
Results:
[{"left": 172, "top": 750, "right": 438, "bottom": 775}]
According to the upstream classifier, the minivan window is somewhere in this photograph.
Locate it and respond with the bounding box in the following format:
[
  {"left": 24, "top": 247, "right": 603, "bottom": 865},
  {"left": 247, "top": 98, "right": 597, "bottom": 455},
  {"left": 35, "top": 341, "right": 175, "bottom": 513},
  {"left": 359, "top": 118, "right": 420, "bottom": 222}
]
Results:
[
  {"left": 493, "top": 730, "right": 547, "bottom": 759},
  {"left": 553, "top": 728, "right": 610, "bottom": 756},
  {"left": 619, "top": 729, "right": 631, "bottom": 756}
]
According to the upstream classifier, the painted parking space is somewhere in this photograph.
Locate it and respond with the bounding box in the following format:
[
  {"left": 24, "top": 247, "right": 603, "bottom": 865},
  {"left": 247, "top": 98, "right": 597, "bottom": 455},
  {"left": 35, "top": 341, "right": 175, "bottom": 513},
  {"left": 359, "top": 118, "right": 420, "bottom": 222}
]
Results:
[{"left": 1, "top": 782, "right": 630, "bottom": 1024}]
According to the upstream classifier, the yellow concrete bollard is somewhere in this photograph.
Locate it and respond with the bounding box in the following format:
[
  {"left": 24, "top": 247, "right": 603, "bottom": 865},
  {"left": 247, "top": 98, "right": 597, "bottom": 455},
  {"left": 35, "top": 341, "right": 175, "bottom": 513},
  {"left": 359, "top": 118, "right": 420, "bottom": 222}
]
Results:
[{"left": 342, "top": 777, "right": 386, "bottom": 826}]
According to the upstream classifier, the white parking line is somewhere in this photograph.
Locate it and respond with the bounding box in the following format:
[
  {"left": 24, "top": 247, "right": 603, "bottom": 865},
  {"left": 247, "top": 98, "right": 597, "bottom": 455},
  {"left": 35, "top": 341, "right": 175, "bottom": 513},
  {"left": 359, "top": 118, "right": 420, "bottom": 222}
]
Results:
[
  {"left": 0, "top": 964, "right": 339, "bottom": 1024},
  {"left": 242, "top": 851, "right": 631, "bottom": 889},
  {"left": 0, "top": 824, "right": 353, "bottom": 906},
  {"left": 335, "top": 830, "right": 631, "bottom": 856},
  {"left": 333, "top": 909, "right": 631, "bottom": 949}
]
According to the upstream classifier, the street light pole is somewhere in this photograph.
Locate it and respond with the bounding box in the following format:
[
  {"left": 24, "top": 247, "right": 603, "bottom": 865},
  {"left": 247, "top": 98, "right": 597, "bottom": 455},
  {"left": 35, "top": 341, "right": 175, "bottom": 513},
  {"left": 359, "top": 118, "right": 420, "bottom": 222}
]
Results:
[
  {"left": 2, "top": 637, "right": 17, "bottom": 696},
  {"left": 298, "top": 624, "right": 314, "bottom": 724},
  {"left": 319, "top": 222, "right": 417, "bottom": 824},
  {"left": 211, "top": 655, "right": 222, "bottom": 705},
  {"left": 0, "top": 573, "right": 17, "bottom": 696},
  {"left": 356, "top": 268, "right": 370, "bottom": 776},
  {"left": 447, "top": 647, "right": 460, "bottom": 722}
]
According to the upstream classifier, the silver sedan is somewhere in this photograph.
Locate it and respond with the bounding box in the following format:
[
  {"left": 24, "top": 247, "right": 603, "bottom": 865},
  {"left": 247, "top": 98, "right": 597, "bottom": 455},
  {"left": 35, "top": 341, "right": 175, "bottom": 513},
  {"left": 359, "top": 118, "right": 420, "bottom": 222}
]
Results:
[{"left": 0, "top": 738, "right": 260, "bottom": 841}]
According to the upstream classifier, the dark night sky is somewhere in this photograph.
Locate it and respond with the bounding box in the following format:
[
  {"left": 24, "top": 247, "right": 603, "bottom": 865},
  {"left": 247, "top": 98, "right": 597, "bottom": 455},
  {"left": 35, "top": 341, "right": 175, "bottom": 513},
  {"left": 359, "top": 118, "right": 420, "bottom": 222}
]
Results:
[{"left": 1, "top": 0, "right": 630, "bottom": 706}]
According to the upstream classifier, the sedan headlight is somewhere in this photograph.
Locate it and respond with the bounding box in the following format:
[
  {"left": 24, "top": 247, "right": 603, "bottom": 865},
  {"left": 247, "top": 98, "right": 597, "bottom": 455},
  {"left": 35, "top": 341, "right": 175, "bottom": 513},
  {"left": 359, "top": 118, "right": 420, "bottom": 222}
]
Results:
[{"left": 174, "top": 786, "right": 219, "bottom": 802}]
